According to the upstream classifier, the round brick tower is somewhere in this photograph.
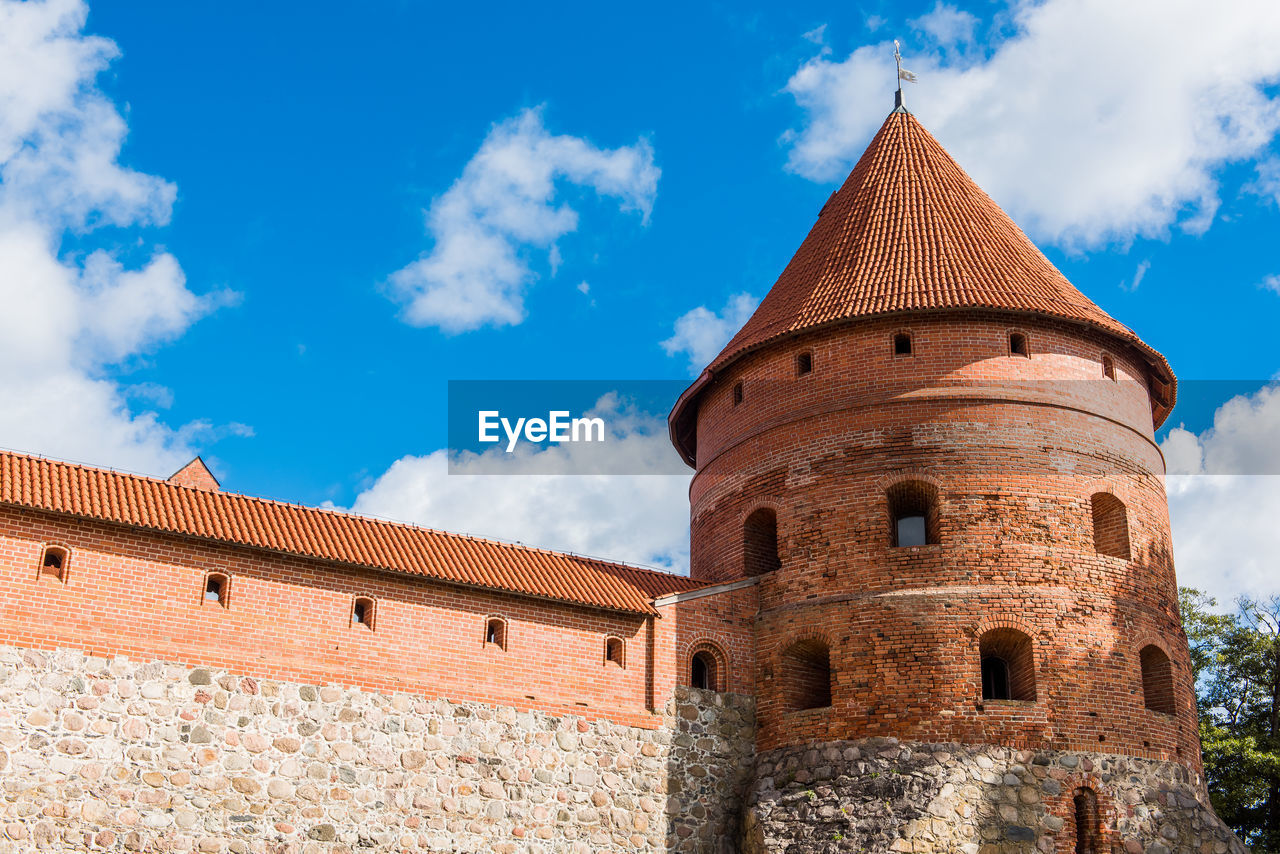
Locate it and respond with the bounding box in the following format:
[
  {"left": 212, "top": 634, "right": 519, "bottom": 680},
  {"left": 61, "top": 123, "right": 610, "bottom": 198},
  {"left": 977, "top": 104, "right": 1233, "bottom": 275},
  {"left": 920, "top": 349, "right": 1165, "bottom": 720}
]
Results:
[{"left": 670, "top": 107, "right": 1245, "bottom": 852}]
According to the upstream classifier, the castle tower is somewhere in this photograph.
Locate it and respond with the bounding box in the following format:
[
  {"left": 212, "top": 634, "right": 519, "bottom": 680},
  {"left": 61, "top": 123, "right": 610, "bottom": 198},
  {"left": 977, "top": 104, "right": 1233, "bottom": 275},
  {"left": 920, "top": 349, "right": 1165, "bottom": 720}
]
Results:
[{"left": 670, "top": 108, "right": 1243, "bottom": 851}]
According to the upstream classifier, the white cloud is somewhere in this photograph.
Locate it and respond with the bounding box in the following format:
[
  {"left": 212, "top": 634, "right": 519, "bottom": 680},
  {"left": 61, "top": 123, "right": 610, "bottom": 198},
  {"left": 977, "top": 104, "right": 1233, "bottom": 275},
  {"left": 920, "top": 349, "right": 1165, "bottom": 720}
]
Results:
[
  {"left": 784, "top": 0, "right": 1280, "bottom": 248},
  {"left": 388, "top": 108, "right": 659, "bottom": 333},
  {"left": 350, "top": 395, "right": 691, "bottom": 572},
  {"left": 1121, "top": 259, "right": 1150, "bottom": 292},
  {"left": 1162, "top": 384, "right": 1280, "bottom": 604},
  {"left": 661, "top": 292, "right": 760, "bottom": 374},
  {"left": 0, "top": 0, "right": 232, "bottom": 474},
  {"left": 910, "top": 3, "right": 978, "bottom": 49},
  {"left": 1262, "top": 274, "right": 1280, "bottom": 296}
]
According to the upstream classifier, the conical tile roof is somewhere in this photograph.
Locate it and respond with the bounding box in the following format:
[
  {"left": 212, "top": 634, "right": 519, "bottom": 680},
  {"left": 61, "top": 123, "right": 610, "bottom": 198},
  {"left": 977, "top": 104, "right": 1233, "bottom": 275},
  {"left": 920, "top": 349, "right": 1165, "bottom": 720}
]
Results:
[{"left": 669, "top": 108, "right": 1174, "bottom": 465}]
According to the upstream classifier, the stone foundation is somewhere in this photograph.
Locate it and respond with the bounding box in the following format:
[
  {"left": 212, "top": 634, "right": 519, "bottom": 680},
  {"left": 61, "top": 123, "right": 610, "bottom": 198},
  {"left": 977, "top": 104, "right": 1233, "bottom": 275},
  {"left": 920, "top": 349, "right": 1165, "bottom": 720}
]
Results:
[
  {"left": 0, "top": 645, "right": 754, "bottom": 853},
  {"left": 741, "top": 738, "right": 1245, "bottom": 854}
]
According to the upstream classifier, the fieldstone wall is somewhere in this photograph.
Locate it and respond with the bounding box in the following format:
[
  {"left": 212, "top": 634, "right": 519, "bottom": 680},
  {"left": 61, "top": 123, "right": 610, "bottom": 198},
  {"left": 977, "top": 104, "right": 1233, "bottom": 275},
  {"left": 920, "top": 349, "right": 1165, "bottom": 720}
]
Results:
[
  {"left": 742, "top": 737, "right": 1245, "bottom": 854},
  {"left": 0, "top": 645, "right": 754, "bottom": 853}
]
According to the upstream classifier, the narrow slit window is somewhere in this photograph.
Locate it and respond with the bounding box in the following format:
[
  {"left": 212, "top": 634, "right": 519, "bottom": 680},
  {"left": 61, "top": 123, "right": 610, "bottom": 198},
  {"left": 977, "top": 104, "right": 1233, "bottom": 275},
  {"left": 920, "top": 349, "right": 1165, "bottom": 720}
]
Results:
[
  {"left": 1140, "top": 644, "right": 1176, "bottom": 715},
  {"left": 781, "top": 639, "right": 831, "bottom": 711},
  {"left": 204, "top": 573, "right": 228, "bottom": 607},
  {"left": 1009, "top": 332, "right": 1029, "bottom": 357},
  {"left": 1090, "top": 492, "right": 1131, "bottom": 559},
  {"left": 605, "top": 637, "right": 624, "bottom": 667},
  {"left": 485, "top": 617, "right": 507, "bottom": 650},
  {"left": 352, "top": 597, "right": 375, "bottom": 630},
  {"left": 1074, "top": 788, "right": 1100, "bottom": 854},
  {"left": 979, "top": 628, "right": 1035, "bottom": 701},
  {"left": 743, "top": 508, "right": 781, "bottom": 576},
  {"left": 796, "top": 352, "right": 812, "bottom": 376},
  {"left": 1102, "top": 355, "right": 1116, "bottom": 381},
  {"left": 732, "top": 382, "right": 743, "bottom": 406},
  {"left": 893, "top": 332, "right": 913, "bottom": 355},
  {"left": 39, "top": 546, "right": 68, "bottom": 581}
]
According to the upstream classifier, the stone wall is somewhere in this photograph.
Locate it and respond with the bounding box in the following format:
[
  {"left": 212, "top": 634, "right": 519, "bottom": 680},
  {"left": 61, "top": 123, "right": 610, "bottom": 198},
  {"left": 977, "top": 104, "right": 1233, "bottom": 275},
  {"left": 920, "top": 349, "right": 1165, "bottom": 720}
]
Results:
[
  {"left": 0, "top": 645, "right": 754, "bottom": 853},
  {"left": 742, "top": 738, "right": 1245, "bottom": 854}
]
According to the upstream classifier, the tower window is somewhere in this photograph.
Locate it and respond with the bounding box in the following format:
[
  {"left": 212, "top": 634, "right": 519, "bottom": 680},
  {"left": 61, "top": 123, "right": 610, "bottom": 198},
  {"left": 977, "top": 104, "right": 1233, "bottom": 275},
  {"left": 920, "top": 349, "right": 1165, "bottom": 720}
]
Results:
[
  {"left": 352, "top": 597, "right": 375, "bottom": 630},
  {"left": 982, "top": 655, "right": 1010, "bottom": 700},
  {"left": 1009, "top": 332, "right": 1029, "bottom": 357},
  {"left": 796, "top": 352, "right": 812, "bottom": 376},
  {"left": 979, "top": 628, "right": 1035, "bottom": 701},
  {"left": 1073, "top": 788, "right": 1100, "bottom": 854},
  {"left": 893, "top": 332, "right": 913, "bottom": 356},
  {"left": 204, "top": 573, "right": 229, "bottom": 607},
  {"left": 1090, "top": 492, "right": 1131, "bottom": 559},
  {"left": 732, "top": 382, "right": 743, "bottom": 406},
  {"left": 1102, "top": 355, "right": 1116, "bottom": 380},
  {"left": 689, "top": 643, "right": 726, "bottom": 692},
  {"left": 886, "top": 481, "right": 939, "bottom": 547},
  {"left": 605, "top": 637, "right": 624, "bottom": 667},
  {"left": 39, "top": 546, "right": 68, "bottom": 582},
  {"left": 781, "top": 639, "right": 831, "bottom": 711},
  {"left": 484, "top": 616, "right": 507, "bottom": 650},
  {"left": 1139, "top": 644, "right": 1176, "bottom": 715},
  {"left": 743, "top": 507, "right": 781, "bottom": 576}
]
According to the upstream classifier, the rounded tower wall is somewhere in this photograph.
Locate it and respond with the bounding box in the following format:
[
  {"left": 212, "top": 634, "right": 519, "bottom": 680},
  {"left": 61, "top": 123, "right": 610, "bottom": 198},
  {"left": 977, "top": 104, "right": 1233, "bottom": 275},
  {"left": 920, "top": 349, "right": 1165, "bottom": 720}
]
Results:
[{"left": 686, "top": 314, "right": 1198, "bottom": 768}]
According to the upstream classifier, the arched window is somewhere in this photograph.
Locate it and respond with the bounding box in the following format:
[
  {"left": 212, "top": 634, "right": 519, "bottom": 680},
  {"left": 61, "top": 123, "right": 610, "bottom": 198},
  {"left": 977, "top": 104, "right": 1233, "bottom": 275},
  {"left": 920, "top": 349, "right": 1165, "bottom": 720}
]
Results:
[
  {"left": 1102, "top": 355, "right": 1116, "bottom": 381},
  {"left": 204, "top": 573, "right": 229, "bottom": 607},
  {"left": 732, "top": 382, "right": 743, "bottom": 406},
  {"left": 484, "top": 616, "right": 507, "bottom": 650},
  {"left": 979, "top": 628, "right": 1035, "bottom": 701},
  {"left": 1009, "top": 331, "right": 1029, "bottom": 357},
  {"left": 1073, "top": 787, "right": 1100, "bottom": 853},
  {"left": 886, "top": 480, "right": 939, "bottom": 547},
  {"left": 605, "top": 637, "right": 624, "bottom": 667},
  {"left": 689, "top": 643, "right": 727, "bottom": 692},
  {"left": 352, "top": 597, "right": 375, "bottom": 630},
  {"left": 781, "top": 639, "right": 831, "bottom": 711},
  {"left": 743, "top": 508, "right": 781, "bottom": 576},
  {"left": 1090, "top": 492, "right": 1131, "bottom": 559},
  {"left": 893, "top": 331, "right": 913, "bottom": 356},
  {"left": 796, "top": 352, "right": 813, "bottom": 376},
  {"left": 1140, "top": 644, "right": 1176, "bottom": 715},
  {"left": 39, "top": 545, "right": 68, "bottom": 582}
]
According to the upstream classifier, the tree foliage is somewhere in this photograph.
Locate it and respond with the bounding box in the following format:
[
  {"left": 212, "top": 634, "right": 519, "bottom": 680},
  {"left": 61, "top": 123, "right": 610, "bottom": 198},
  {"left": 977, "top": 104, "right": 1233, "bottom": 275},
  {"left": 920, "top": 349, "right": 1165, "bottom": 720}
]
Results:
[{"left": 1181, "top": 587, "right": 1280, "bottom": 850}]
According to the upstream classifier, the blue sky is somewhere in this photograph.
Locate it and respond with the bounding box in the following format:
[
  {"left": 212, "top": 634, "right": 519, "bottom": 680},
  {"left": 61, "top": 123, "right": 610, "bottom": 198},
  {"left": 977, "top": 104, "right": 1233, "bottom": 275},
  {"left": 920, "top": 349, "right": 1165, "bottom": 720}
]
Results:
[{"left": 3, "top": 0, "right": 1280, "bottom": 601}]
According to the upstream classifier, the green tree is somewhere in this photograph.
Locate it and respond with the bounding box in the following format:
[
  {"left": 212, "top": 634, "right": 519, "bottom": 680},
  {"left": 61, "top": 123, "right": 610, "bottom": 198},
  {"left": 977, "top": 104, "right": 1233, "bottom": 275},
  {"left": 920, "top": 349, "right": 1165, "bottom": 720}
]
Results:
[{"left": 1181, "top": 588, "right": 1280, "bottom": 850}]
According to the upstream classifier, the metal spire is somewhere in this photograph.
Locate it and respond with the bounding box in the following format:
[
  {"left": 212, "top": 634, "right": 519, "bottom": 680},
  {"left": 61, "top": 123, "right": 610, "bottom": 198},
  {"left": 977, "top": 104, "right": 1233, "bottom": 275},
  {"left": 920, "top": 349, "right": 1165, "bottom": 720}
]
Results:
[{"left": 893, "top": 40, "right": 917, "bottom": 112}]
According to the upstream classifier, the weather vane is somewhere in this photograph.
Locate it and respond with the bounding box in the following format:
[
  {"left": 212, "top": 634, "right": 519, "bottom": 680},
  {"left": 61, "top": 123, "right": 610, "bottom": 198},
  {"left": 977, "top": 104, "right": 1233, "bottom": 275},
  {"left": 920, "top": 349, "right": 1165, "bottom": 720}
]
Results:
[{"left": 893, "top": 40, "right": 918, "bottom": 110}]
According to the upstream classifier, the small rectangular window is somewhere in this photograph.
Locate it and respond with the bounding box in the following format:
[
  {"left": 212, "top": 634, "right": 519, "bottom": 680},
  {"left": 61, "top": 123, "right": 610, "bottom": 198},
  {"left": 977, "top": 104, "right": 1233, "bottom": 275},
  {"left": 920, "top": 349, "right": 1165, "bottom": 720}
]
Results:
[
  {"left": 39, "top": 546, "right": 68, "bottom": 582},
  {"left": 485, "top": 617, "right": 507, "bottom": 650},
  {"left": 732, "top": 382, "right": 743, "bottom": 406},
  {"left": 893, "top": 332, "right": 913, "bottom": 356},
  {"left": 352, "top": 597, "right": 375, "bottom": 630},
  {"left": 204, "top": 573, "right": 229, "bottom": 607},
  {"left": 796, "top": 353, "right": 812, "bottom": 375},
  {"left": 1009, "top": 332, "right": 1029, "bottom": 357}
]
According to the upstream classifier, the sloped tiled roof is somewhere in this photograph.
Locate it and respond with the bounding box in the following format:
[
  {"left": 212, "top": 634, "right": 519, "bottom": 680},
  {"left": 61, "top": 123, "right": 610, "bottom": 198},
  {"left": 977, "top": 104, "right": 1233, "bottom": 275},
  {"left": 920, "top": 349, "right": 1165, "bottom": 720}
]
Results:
[
  {"left": 669, "top": 108, "right": 1175, "bottom": 464},
  {"left": 0, "top": 450, "right": 698, "bottom": 614}
]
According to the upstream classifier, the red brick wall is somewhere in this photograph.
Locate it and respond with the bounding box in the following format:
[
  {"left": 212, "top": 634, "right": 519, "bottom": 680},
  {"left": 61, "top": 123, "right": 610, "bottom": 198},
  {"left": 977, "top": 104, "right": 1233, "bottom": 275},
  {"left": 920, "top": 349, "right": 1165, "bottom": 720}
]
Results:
[
  {"left": 0, "top": 507, "right": 670, "bottom": 728},
  {"left": 686, "top": 313, "right": 1201, "bottom": 772}
]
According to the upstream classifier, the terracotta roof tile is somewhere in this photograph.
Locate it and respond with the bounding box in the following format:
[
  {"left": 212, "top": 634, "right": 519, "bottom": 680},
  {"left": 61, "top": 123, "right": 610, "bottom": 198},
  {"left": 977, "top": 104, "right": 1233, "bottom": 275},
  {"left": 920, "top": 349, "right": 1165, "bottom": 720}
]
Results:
[
  {"left": 669, "top": 110, "right": 1175, "bottom": 464},
  {"left": 0, "top": 450, "right": 699, "bottom": 614}
]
